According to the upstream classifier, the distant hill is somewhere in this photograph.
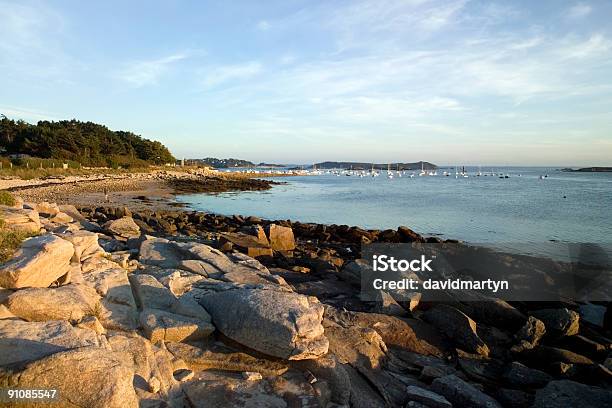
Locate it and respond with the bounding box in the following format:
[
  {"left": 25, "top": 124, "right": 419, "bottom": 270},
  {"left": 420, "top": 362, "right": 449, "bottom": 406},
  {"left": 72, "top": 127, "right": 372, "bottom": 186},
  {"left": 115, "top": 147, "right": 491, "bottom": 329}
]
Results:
[
  {"left": 0, "top": 117, "right": 175, "bottom": 167},
  {"left": 187, "top": 158, "right": 256, "bottom": 168},
  {"left": 311, "top": 161, "right": 437, "bottom": 170}
]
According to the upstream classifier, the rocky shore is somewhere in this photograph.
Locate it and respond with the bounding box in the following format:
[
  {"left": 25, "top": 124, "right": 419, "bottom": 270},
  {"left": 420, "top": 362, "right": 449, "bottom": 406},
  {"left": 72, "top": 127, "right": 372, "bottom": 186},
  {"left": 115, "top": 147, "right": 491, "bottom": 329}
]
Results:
[
  {"left": 0, "top": 197, "right": 611, "bottom": 407},
  {"left": 3, "top": 170, "right": 281, "bottom": 211}
]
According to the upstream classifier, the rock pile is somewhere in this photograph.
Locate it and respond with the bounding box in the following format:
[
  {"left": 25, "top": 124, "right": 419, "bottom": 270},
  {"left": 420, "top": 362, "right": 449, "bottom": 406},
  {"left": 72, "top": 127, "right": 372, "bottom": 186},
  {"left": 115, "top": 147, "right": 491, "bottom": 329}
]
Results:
[{"left": 0, "top": 200, "right": 610, "bottom": 407}]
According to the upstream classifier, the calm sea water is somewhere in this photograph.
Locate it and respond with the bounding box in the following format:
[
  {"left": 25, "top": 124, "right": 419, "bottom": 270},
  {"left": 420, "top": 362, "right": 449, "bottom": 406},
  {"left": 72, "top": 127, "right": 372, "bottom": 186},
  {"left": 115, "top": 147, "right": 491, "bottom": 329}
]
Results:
[{"left": 176, "top": 167, "right": 612, "bottom": 259}]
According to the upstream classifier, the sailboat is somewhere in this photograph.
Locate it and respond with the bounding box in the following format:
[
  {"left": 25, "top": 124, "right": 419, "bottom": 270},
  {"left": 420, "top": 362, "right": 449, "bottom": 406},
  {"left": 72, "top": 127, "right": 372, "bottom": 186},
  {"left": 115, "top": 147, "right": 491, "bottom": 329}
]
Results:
[
  {"left": 419, "top": 162, "right": 426, "bottom": 176},
  {"left": 387, "top": 163, "right": 393, "bottom": 179}
]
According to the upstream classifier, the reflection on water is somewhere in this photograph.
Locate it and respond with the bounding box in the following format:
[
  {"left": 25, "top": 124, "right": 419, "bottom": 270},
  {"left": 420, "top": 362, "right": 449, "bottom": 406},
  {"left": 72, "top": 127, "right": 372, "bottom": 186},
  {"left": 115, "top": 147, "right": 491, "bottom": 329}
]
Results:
[{"left": 176, "top": 167, "right": 612, "bottom": 260}]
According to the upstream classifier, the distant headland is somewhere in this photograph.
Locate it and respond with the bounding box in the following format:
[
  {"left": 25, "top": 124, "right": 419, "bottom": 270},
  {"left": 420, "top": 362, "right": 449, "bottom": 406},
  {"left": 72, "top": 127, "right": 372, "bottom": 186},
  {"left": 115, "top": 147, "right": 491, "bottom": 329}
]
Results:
[{"left": 561, "top": 167, "right": 612, "bottom": 172}]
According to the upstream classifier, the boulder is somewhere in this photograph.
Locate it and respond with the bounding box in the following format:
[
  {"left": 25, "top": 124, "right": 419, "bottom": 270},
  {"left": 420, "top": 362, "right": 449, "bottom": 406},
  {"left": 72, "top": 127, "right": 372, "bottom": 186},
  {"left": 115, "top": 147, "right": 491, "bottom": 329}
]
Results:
[
  {"left": 339, "top": 259, "right": 370, "bottom": 286},
  {"left": 129, "top": 273, "right": 177, "bottom": 310},
  {"left": 59, "top": 204, "right": 101, "bottom": 231},
  {"left": 531, "top": 308, "right": 580, "bottom": 337},
  {"left": 0, "top": 347, "right": 138, "bottom": 408},
  {"left": 532, "top": 380, "right": 612, "bottom": 408},
  {"left": 371, "top": 290, "right": 407, "bottom": 316},
  {"left": 423, "top": 304, "right": 490, "bottom": 356},
  {"left": 104, "top": 216, "right": 141, "bottom": 238},
  {"left": 198, "top": 287, "right": 328, "bottom": 360},
  {"left": 49, "top": 211, "right": 73, "bottom": 224},
  {"left": 265, "top": 223, "right": 296, "bottom": 251},
  {"left": 0, "top": 234, "right": 74, "bottom": 288},
  {"left": 35, "top": 201, "right": 60, "bottom": 216},
  {"left": 60, "top": 230, "right": 104, "bottom": 262},
  {"left": 431, "top": 375, "right": 502, "bottom": 408},
  {"left": 6, "top": 283, "right": 102, "bottom": 322},
  {"left": 0, "top": 320, "right": 102, "bottom": 365},
  {"left": 140, "top": 308, "right": 214, "bottom": 343},
  {"left": 0, "top": 206, "right": 41, "bottom": 233},
  {"left": 502, "top": 361, "right": 552, "bottom": 388},
  {"left": 219, "top": 232, "right": 273, "bottom": 257}
]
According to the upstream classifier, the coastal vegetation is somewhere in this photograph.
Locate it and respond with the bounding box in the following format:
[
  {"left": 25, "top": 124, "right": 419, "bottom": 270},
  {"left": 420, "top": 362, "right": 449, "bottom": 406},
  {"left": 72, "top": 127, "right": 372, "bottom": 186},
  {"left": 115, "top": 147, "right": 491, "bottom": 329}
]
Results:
[
  {"left": 0, "top": 191, "right": 33, "bottom": 262},
  {"left": 0, "top": 116, "right": 175, "bottom": 168}
]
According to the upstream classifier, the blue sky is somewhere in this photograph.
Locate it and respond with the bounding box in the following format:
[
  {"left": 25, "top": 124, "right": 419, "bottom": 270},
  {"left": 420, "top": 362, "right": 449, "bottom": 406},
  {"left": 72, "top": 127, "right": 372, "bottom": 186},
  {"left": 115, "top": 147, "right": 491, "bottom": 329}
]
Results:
[{"left": 1, "top": 0, "right": 611, "bottom": 166}]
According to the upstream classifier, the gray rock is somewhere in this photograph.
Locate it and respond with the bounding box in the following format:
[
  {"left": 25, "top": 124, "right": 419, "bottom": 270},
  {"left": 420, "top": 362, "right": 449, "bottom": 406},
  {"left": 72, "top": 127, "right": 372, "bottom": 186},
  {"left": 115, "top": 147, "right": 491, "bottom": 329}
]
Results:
[
  {"left": 405, "top": 385, "right": 452, "bottom": 408},
  {"left": 339, "top": 259, "right": 370, "bottom": 286},
  {"left": 532, "top": 380, "right": 612, "bottom": 408},
  {"left": 198, "top": 287, "right": 328, "bottom": 360},
  {"left": 431, "top": 374, "right": 502, "bottom": 408},
  {"left": 423, "top": 304, "right": 490, "bottom": 356},
  {"left": 502, "top": 361, "right": 552, "bottom": 388},
  {"left": 0, "top": 234, "right": 74, "bottom": 288},
  {"left": 0, "top": 320, "right": 102, "bottom": 365},
  {"left": 531, "top": 308, "right": 580, "bottom": 337},
  {"left": 0, "top": 346, "right": 138, "bottom": 408}
]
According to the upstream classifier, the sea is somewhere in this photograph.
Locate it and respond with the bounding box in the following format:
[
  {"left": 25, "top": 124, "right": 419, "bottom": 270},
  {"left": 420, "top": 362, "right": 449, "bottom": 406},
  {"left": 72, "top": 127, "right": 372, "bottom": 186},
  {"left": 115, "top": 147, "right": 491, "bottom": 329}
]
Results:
[{"left": 175, "top": 167, "right": 612, "bottom": 261}]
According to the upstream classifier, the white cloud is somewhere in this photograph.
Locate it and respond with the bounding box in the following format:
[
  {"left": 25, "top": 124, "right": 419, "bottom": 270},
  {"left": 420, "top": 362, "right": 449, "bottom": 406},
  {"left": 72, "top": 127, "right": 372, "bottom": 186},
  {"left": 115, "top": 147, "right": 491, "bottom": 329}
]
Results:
[
  {"left": 118, "top": 54, "right": 187, "bottom": 87},
  {"left": 257, "top": 20, "right": 271, "bottom": 31},
  {"left": 560, "top": 34, "right": 611, "bottom": 59},
  {"left": 200, "top": 62, "right": 262, "bottom": 89},
  {"left": 567, "top": 2, "right": 592, "bottom": 19}
]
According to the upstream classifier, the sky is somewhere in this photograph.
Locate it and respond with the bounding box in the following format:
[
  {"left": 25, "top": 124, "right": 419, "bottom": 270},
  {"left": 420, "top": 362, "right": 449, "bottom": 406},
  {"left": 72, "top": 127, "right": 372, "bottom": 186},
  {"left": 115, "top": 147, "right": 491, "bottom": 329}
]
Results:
[{"left": 1, "top": 0, "right": 611, "bottom": 166}]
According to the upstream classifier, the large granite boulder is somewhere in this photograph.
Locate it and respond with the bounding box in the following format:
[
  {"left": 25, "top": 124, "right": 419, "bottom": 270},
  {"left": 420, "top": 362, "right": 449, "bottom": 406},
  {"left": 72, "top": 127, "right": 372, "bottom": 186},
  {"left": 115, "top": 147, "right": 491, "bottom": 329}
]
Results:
[
  {"left": 6, "top": 283, "right": 101, "bottom": 322},
  {"left": 0, "top": 205, "right": 41, "bottom": 233},
  {"left": 0, "top": 234, "right": 74, "bottom": 288},
  {"left": 0, "top": 347, "right": 138, "bottom": 408},
  {"left": 0, "top": 320, "right": 103, "bottom": 365},
  {"left": 198, "top": 287, "right": 328, "bottom": 360}
]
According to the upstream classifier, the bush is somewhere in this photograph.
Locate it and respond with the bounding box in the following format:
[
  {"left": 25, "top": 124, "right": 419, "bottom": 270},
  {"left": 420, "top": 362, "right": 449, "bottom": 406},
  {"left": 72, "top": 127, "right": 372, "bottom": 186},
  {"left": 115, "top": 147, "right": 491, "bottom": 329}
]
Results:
[
  {"left": 0, "top": 191, "right": 15, "bottom": 206},
  {"left": 0, "top": 226, "right": 29, "bottom": 263}
]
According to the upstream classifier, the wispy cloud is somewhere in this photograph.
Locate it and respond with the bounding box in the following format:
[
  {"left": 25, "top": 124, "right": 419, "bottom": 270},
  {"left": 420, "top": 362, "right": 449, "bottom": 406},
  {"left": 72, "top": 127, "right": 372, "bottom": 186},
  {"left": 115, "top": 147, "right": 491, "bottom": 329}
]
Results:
[
  {"left": 567, "top": 2, "right": 592, "bottom": 19},
  {"left": 256, "top": 20, "right": 271, "bottom": 31},
  {"left": 117, "top": 54, "right": 188, "bottom": 87},
  {"left": 199, "top": 62, "right": 262, "bottom": 90},
  {"left": 0, "top": 106, "right": 59, "bottom": 122}
]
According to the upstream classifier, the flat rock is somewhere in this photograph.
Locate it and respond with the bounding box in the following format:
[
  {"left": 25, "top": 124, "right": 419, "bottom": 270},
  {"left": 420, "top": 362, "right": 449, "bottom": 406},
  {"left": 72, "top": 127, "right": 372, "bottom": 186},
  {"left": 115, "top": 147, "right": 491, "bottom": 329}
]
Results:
[
  {"left": 502, "top": 361, "right": 552, "bottom": 388},
  {"left": 198, "top": 287, "right": 328, "bottom": 360},
  {"left": 0, "top": 346, "right": 138, "bottom": 408},
  {"left": 140, "top": 308, "right": 214, "bottom": 343},
  {"left": 6, "top": 283, "right": 101, "bottom": 322},
  {"left": 0, "top": 234, "right": 74, "bottom": 288},
  {"left": 219, "top": 232, "right": 273, "bottom": 257},
  {"left": 166, "top": 341, "right": 288, "bottom": 376},
  {"left": 405, "top": 385, "right": 452, "bottom": 408},
  {"left": 532, "top": 380, "right": 612, "bottom": 408},
  {"left": 0, "top": 320, "right": 102, "bottom": 365},
  {"left": 431, "top": 374, "right": 502, "bottom": 408},
  {"left": 423, "top": 304, "right": 490, "bottom": 356}
]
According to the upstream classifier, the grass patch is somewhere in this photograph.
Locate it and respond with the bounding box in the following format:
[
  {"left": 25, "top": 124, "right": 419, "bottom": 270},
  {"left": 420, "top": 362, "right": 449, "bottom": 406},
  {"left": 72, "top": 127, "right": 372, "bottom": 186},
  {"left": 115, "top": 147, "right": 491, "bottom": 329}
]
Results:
[
  {"left": 0, "top": 226, "right": 30, "bottom": 263},
  {"left": 0, "top": 191, "right": 15, "bottom": 206}
]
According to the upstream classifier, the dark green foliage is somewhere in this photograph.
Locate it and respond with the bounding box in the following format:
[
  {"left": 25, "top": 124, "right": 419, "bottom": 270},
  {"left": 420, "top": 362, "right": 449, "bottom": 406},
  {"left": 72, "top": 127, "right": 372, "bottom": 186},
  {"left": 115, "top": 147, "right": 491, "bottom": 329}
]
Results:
[{"left": 0, "top": 117, "right": 175, "bottom": 167}]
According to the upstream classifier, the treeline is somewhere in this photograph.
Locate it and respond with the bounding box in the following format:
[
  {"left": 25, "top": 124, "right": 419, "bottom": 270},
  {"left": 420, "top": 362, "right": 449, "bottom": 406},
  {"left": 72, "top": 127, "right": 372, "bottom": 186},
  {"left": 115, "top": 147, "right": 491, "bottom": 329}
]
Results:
[
  {"left": 187, "top": 157, "right": 255, "bottom": 168},
  {"left": 0, "top": 117, "right": 175, "bottom": 168}
]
